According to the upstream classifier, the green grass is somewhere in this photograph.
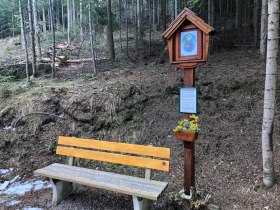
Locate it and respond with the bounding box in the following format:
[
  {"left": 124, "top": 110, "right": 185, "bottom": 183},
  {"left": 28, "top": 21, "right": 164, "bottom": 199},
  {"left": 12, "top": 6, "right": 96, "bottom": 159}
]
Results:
[{"left": 0, "top": 79, "right": 76, "bottom": 110}]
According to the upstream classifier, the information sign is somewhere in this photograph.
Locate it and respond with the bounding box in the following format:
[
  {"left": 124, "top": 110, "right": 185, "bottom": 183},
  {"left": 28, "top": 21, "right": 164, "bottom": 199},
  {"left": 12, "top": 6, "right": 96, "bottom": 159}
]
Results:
[{"left": 179, "top": 87, "right": 197, "bottom": 113}]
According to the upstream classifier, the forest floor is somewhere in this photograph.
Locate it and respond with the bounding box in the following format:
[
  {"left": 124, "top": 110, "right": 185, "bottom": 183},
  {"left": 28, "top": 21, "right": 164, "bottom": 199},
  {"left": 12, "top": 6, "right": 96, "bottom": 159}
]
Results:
[{"left": 0, "top": 37, "right": 280, "bottom": 210}]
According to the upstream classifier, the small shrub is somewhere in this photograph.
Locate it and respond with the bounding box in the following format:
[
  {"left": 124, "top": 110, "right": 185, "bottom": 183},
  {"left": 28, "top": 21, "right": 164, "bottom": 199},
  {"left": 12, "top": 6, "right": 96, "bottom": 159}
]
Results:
[
  {"left": 48, "top": 141, "right": 56, "bottom": 154},
  {"left": 0, "top": 75, "right": 15, "bottom": 82},
  {"left": 5, "top": 44, "right": 14, "bottom": 54},
  {"left": 0, "top": 64, "right": 17, "bottom": 82},
  {"left": 83, "top": 73, "right": 97, "bottom": 81},
  {"left": 0, "top": 136, "right": 11, "bottom": 148},
  {"left": 0, "top": 86, "right": 11, "bottom": 99}
]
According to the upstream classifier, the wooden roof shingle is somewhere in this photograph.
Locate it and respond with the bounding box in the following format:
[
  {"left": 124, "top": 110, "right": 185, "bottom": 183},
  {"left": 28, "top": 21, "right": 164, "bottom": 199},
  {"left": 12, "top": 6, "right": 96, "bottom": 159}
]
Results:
[{"left": 162, "top": 8, "right": 214, "bottom": 39}]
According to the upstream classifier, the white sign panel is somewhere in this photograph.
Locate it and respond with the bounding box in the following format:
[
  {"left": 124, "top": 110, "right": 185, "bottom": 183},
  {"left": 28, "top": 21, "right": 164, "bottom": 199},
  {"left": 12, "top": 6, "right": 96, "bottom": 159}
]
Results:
[{"left": 179, "top": 87, "right": 197, "bottom": 113}]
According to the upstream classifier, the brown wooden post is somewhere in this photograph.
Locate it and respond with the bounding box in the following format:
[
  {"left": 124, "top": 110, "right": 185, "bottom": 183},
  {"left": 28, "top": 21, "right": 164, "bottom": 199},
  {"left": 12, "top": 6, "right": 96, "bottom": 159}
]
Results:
[
  {"left": 183, "top": 68, "right": 195, "bottom": 86},
  {"left": 183, "top": 68, "right": 195, "bottom": 195}
]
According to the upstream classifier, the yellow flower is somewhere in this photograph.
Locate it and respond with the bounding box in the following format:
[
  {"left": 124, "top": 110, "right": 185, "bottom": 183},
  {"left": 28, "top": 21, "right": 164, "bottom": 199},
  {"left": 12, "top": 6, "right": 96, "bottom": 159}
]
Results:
[
  {"left": 190, "top": 114, "right": 198, "bottom": 121},
  {"left": 173, "top": 114, "right": 200, "bottom": 133},
  {"left": 178, "top": 120, "right": 184, "bottom": 126}
]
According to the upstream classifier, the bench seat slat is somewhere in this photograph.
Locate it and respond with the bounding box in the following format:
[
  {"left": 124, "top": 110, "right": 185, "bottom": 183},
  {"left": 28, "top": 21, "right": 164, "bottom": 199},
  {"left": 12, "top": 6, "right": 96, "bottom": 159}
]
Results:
[
  {"left": 58, "top": 136, "right": 170, "bottom": 159},
  {"left": 56, "top": 146, "right": 170, "bottom": 171},
  {"left": 34, "top": 163, "right": 168, "bottom": 200}
]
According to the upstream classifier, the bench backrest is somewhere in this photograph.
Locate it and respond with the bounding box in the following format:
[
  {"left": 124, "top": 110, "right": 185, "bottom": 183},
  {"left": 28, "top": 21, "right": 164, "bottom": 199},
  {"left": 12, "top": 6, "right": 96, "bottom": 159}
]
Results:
[{"left": 57, "top": 136, "right": 170, "bottom": 171}]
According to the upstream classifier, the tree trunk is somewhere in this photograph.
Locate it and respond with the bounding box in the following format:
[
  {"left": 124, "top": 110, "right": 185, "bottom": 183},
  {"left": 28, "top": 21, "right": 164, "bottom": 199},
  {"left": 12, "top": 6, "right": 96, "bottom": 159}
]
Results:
[
  {"left": 48, "top": 0, "right": 56, "bottom": 78},
  {"left": 56, "top": 0, "right": 60, "bottom": 27},
  {"left": 211, "top": 0, "right": 214, "bottom": 26},
  {"left": 72, "top": 0, "right": 76, "bottom": 35},
  {"left": 157, "top": 0, "right": 160, "bottom": 27},
  {"left": 126, "top": 0, "right": 129, "bottom": 56},
  {"left": 208, "top": 0, "right": 211, "bottom": 24},
  {"left": 119, "top": 0, "right": 122, "bottom": 52},
  {"left": 207, "top": 0, "right": 214, "bottom": 26},
  {"left": 28, "top": 0, "right": 37, "bottom": 77},
  {"left": 161, "top": 0, "right": 166, "bottom": 31},
  {"left": 174, "top": 0, "right": 178, "bottom": 18},
  {"left": 67, "top": 0, "right": 71, "bottom": 44},
  {"left": 149, "top": 0, "right": 152, "bottom": 55},
  {"left": 42, "top": 6, "right": 47, "bottom": 33},
  {"left": 12, "top": 10, "right": 15, "bottom": 37},
  {"left": 62, "top": 0, "right": 65, "bottom": 32},
  {"left": 226, "top": 0, "right": 229, "bottom": 17},
  {"left": 19, "top": 0, "right": 30, "bottom": 82},
  {"left": 260, "top": 0, "right": 268, "bottom": 58},
  {"left": 88, "top": 2, "right": 97, "bottom": 74},
  {"left": 253, "top": 0, "right": 258, "bottom": 48},
  {"left": 136, "top": 0, "right": 141, "bottom": 41},
  {"left": 171, "top": 0, "right": 175, "bottom": 20},
  {"left": 152, "top": 0, "right": 156, "bottom": 25},
  {"left": 80, "top": 0, "right": 83, "bottom": 42},
  {"left": 107, "top": 0, "right": 115, "bottom": 62},
  {"left": 262, "top": 0, "right": 279, "bottom": 189},
  {"left": 135, "top": 0, "right": 138, "bottom": 51},
  {"left": 47, "top": 5, "right": 51, "bottom": 30},
  {"left": 235, "top": 0, "right": 241, "bottom": 29},
  {"left": 19, "top": 1, "right": 25, "bottom": 50},
  {"left": 33, "top": 0, "right": 42, "bottom": 58},
  {"left": 130, "top": 0, "right": 134, "bottom": 20},
  {"left": 218, "top": 0, "right": 222, "bottom": 19}
]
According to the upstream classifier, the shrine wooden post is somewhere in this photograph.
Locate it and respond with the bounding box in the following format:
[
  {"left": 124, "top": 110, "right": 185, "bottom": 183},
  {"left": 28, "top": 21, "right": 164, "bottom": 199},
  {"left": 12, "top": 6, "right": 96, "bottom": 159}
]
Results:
[
  {"left": 163, "top": 8, "right": 214, "bottom": 196},
  {"left": 183, "top": 68, "right": 195, "bottom": 195}
]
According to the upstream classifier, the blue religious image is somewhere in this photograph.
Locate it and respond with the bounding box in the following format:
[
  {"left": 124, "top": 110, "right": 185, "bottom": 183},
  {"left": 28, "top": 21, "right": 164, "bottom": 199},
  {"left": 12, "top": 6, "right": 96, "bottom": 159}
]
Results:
[{"left": 180, "top": 30, "right": 198, "bottom": 57}]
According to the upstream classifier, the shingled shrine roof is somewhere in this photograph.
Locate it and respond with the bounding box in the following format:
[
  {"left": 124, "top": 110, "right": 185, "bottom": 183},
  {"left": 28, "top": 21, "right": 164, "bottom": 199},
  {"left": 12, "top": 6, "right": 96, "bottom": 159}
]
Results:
[{"left": 162, "top": 8, "right": 214, "bottom": 39}]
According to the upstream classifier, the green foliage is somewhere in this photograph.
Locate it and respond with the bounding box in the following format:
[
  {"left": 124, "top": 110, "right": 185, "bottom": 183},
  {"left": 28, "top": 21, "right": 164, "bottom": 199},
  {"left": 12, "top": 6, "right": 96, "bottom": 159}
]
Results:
[
  {"left": 0, "top": 85, "right": 11, "bottom": 99},
  {"left": 4, "top": 45, "right": 13, "bottom": 55},
  {"left": 94, "top": 3, "right": 118, "bottom": 28},
  {"left": 0, "top": 136, "right": 11, "bottom": 148},
  {"left": 0, "top": 62, "right": 16, "bottom": 82},
  {"left": 0, "top": 0, "right": 18, "bottom": 38},
  {"left": 0, "top": 75, "right": 15, "bottom": 83},
  {"left": 48, "top": 141, "right": 56, "bottom": 154},
  {"left": 187, "top": 0, "right": 205, "bottom": 13},
  {"left": 82, "top": 73, "right": 97, "bottom": 81},
  {"left": 116, "top": 52, "right": 133, "bottom": 68},
  {"left": 94, "top": 4, "right": 108, "bottom": 26}
]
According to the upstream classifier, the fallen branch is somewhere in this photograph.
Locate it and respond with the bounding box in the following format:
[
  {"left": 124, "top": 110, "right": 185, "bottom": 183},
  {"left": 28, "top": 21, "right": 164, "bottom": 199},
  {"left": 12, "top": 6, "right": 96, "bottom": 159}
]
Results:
[
  {"left": 50, "top": 42, "right": 83, "bottom": 52},
  {"left": 66, "top": 58, "right": 93, "bottom": 63},
  {"left": 47, "top": 52, "right": 68, "bottom": 63},
  {"left": 59, "top": 104, "right": 95, "bottom": 123},
  {"left": 0, "top": 107, "right": 13, "bottom": 118},
  {"left": 39, "top": 56, "right": 109, "bottom": 67}
]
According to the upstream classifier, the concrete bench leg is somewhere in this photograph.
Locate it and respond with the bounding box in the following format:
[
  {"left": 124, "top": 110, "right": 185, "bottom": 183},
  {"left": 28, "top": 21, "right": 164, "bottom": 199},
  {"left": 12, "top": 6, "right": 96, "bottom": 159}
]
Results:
[
  {"left": 132, "top": 196, "right": 150, "bottom": 210},
  {"left": 50, "top": 178, "right": 73, "bottom": 205}
]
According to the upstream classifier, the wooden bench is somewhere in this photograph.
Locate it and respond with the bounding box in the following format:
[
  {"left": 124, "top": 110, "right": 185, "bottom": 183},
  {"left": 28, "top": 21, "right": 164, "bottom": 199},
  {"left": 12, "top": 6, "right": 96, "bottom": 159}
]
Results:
[{"left": 34, "top": 136, "right": 171, "bottom": 210}]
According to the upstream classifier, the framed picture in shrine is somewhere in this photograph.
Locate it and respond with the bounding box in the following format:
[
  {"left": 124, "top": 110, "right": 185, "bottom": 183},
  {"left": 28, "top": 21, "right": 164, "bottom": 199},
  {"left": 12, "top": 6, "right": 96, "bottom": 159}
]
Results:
[
  {"left": 176, "top": 27, "right": 203, "bottom": 61},
  {"left": 180, "top": 30, "right": 198, "bottom": 57}
]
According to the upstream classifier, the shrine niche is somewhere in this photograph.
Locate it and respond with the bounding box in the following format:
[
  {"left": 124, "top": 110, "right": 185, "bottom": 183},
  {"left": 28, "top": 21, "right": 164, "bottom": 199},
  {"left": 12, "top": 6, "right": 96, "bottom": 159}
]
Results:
[{"left": 163, "top": 8, "right": 214, "bottom": 69}]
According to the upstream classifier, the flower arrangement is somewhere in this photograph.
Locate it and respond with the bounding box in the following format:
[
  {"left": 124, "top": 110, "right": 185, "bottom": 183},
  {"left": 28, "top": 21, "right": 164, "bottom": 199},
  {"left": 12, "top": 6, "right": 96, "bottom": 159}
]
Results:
[
  {"left": 173, "top": 114, "right": 200, "bottom": 142},
  {"left": 173, "top": 114, "right": 200, "bottom": 133}
]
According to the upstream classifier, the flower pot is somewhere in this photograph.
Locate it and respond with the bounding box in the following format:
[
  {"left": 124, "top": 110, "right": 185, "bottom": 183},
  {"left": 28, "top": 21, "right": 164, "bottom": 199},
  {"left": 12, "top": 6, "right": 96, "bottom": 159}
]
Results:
[{"left": 174, "top": 131, "right": 198, "bottom": 142}]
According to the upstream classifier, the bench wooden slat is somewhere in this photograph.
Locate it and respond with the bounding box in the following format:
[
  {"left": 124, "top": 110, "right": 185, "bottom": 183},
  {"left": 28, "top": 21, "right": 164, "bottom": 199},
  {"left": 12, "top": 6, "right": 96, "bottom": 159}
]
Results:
[
  {"left": 34, "top": 163, "right": 168, "bottom": 200},
  {"left": 56, "top": 146, "right": 170, "bottom": 171},
  {"left": 58, "top": 136, "right": 170, "bottom": 159}
]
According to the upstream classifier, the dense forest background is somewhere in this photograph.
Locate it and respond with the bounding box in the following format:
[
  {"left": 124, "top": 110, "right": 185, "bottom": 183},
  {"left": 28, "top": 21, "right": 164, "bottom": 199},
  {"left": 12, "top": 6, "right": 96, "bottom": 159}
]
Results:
[{"left": 0, "top": 0, "right": 262, "bottom": 78}]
